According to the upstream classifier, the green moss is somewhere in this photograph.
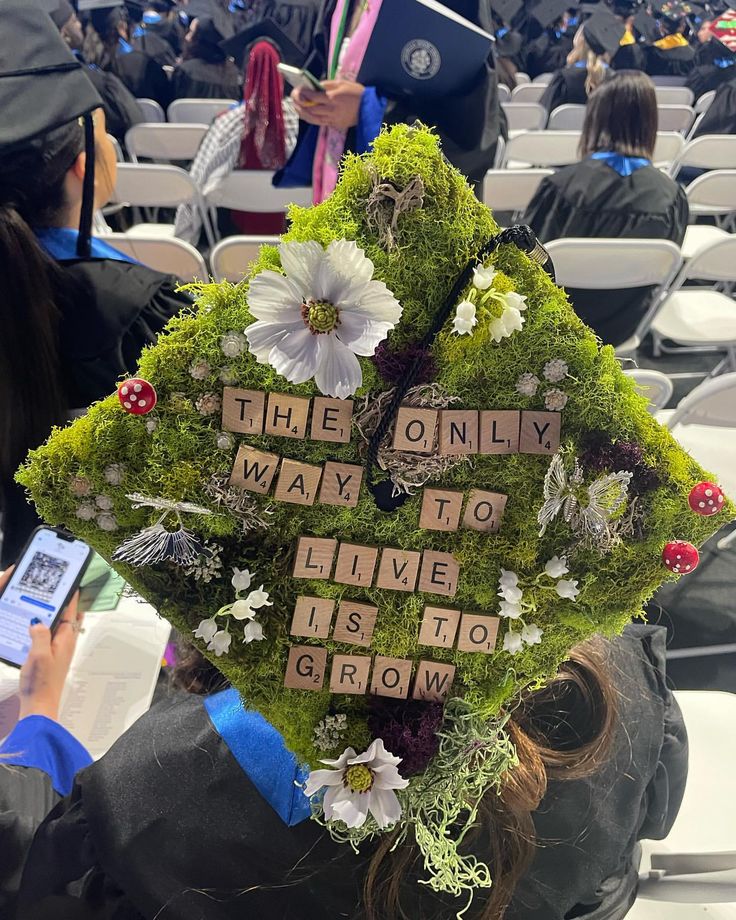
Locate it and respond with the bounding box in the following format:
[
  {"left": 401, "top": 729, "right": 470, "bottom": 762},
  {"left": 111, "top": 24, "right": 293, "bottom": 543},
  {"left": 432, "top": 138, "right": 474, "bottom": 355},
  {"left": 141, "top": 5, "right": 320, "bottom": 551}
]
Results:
[{"left": 17, "top": 124, "right": 732, "bottom": 770}]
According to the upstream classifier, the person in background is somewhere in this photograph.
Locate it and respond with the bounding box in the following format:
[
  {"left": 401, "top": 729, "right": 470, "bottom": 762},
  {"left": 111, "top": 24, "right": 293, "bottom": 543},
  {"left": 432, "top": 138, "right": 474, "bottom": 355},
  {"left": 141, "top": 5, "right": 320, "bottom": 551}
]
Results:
[
  {"left": 490, "top": 0, "right": 526, "bottom": 89},
  {"left": 171, "top": 16, "right": 242, "bottom": 99},
  {"left": 610, "top": 0, "right": 647, "bottom": 71},
  {"left": 125, "top": 0, "right": 179, "bottom": 66},
  {"left": 524, "top": 70, "right": 688, "bottom": 347},
  {"left": 687, "top": 24, "right": 736, "bottom": 97},
  {"left": 0, "top": 2, "right": 191, "bottom": 566},
  {"left": 645, "top": 0, "right": 696, "bottom": 76},
  {"left": 139, "top": 0, "right": 186, "bottom": 57},
  {"left": 524, "top": 0, "right": 575, "bottom": 78},
  {"left": 693, "top": 70, "right": 736, "bottom": 134}
]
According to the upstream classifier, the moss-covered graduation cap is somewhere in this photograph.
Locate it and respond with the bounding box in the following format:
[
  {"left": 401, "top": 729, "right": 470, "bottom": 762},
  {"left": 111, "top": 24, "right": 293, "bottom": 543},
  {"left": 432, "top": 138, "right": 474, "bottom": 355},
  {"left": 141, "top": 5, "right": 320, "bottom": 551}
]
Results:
[{"left": 18, "top": 124, "right": 734, "bottom": 901}]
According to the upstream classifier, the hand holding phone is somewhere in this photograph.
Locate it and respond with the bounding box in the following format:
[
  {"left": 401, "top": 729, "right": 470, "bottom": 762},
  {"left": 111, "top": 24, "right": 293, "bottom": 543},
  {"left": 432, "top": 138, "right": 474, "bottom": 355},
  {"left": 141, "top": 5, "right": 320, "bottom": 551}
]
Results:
[{"left": 277, "top": 63, "right": 325, "bottom": 93}]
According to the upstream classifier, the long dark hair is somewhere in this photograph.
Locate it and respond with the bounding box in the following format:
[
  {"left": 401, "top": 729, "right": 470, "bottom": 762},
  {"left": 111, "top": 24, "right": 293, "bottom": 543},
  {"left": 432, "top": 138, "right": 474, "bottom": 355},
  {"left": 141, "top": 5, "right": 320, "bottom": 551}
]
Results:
[
  {"left": 0, "top": 121, "right": 86, "bottom": 500},
  {"left": 83, "top": 8, "right": 128, "bottom": 70},
  {"left": 580, "top": 70, "right": 658, "bottom": 159}
]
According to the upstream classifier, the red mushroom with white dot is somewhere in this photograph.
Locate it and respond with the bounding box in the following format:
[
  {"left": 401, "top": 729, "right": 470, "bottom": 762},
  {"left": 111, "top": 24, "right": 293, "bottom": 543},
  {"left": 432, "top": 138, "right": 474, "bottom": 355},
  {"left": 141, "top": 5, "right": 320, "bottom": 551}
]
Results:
[
  {"left": 118, "top": 378, "right": 157, "bottom": 416},
  {"left": 688, "top": 481, "right": 725, "bottom": 517},
  {"left": 662, "top": 540, "right": 700, "bottom": 575}
]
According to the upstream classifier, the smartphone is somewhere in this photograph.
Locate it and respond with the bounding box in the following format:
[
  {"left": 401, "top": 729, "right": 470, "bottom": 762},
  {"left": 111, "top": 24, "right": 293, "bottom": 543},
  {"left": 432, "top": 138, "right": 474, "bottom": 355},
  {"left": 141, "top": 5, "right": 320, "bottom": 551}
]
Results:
[
  {"left": 0, "top": 527, "right": 92, "bottom": 668},
  {"left": 277, "top": 63, "right": 326, "bottom": 93}
]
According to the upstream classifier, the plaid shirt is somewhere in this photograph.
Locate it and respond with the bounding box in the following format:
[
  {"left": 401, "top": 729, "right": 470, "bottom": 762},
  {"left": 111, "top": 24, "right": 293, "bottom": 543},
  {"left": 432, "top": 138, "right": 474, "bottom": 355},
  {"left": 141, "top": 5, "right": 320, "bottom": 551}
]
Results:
[{"left": 174, "top": 98, "right": 299, "bottom": 243}]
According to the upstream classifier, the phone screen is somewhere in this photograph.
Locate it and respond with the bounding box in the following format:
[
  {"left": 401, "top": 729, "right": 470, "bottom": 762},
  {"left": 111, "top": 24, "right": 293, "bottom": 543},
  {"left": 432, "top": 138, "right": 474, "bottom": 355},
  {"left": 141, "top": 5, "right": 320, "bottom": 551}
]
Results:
[{"left": 0, "top": 529, "right": 90, "bottom": 667}]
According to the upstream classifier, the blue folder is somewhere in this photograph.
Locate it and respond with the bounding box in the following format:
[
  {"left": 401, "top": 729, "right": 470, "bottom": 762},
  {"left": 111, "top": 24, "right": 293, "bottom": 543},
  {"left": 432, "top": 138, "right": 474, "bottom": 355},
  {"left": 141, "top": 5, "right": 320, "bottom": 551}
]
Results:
[{"left": 357, "top": 0, "right": 493, "bottom": 99}]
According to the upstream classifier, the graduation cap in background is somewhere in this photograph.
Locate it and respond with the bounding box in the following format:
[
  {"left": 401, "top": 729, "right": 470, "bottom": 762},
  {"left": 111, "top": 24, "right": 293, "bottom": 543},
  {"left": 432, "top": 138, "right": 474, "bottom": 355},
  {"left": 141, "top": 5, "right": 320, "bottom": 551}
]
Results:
[
  {"left": 633, "top": 6, "right": 663, "bottom": 39},
  {"left": 652, "top": 0, "right": 693, "bottom": 22},
  {"left": 529, "top": 0, "right": 570, "bottom": 28},
  {"left": 583, "top": 8, "right": 627, "bottom": 53},
  {"left": 489, "top": 0, "right": 524, "bottom": 24},
  {"left": 77, "top": 0, "right": 124, "bottom": 9},
  {"left": 0, "top": 0, "right": 102, "bottom": 257},
  {"left": 220, "top": 19, "right": 307, "bottom": 68},
  {"left": 711, "top": 8, "right": 736, "bottom": 50}
]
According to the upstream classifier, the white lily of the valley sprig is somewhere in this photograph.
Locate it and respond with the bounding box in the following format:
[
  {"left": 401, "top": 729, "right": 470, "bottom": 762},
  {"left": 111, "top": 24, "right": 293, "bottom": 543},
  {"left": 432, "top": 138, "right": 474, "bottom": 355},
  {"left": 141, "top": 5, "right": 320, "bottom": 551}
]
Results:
[
  {"left": 555, "top": 579, "right": 580, "bottom": 600},
  {"left": 498, "top": 569, "right": 523, "bottom": 604},
  {"left": 504, "top": 622, "right": 544, "bottom": 655},
  {"left": 473, "top": 264, "right": 497, "bottom": 290},
  {"left": 193, "top": 618, "right": 232, "bottom": 657},
  {"left": 452, "top": 300, "right": 477, "bottom": 335},
  {"left": 304, "top": 738, "right": 409, "bottom": 830},
  {"left": 244, "top": 240, "right": 403, "bottom": 399},
  {"left": 544, "top": 555, "right": 569, "bottom": 578}
]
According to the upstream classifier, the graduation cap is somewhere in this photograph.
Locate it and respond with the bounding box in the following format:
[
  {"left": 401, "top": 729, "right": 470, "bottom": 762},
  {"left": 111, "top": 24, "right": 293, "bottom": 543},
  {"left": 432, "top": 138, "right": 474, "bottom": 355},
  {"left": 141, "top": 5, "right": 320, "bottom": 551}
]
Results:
[
  {"left": 583, "top": 8, "right": 627, "bottom": 53},
  {"left": 652, "top": 0, "right": 692, "bottom": 22},
  {"left": 0, "top": 0, "right": 102, "bottom": 256},
  {"left": 529, "top": 0, "right": 570, "bottom": 28},
  {"left": 77, "top": 0, "right": 124, "bottom": 9},
  {"left": 220, "top": 19, "right": 306, "bottom": 68},
  {"left": 711, "top": 9, "right": 736, "bottom": 50},
  {"left": 633, "top": 7, "right": 663, "bottom": 39},
  {"left": 489, "top": 0, "right": 523, "bottom": 24}
]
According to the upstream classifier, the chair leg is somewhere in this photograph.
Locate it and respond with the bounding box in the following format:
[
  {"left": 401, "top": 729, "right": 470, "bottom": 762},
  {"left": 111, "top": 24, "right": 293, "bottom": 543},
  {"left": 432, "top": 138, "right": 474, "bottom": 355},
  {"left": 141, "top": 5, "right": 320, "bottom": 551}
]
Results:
[{"left": 652, "top": 332, "right": 663, "bottom": 357}]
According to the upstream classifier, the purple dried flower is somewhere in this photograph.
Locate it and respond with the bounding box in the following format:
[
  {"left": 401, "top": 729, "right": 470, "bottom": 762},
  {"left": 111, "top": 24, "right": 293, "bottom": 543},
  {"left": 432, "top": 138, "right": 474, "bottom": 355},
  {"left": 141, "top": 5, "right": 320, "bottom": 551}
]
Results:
[
  {"left": 367, "top": 698, "right": 444, "bottom": 776},
  {"left": 371, "top": 342, "right": 437, "bottom": 386},
  {"left": 582, "top": 433, "right": 660, "bottom": 495}
]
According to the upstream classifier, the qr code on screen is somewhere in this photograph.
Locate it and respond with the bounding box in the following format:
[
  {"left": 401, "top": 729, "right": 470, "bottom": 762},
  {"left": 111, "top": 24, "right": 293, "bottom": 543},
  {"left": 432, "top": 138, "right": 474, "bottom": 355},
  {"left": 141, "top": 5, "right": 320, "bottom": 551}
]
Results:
[{"left": 18, "top": 552, "right": 69, "bottom": 602}]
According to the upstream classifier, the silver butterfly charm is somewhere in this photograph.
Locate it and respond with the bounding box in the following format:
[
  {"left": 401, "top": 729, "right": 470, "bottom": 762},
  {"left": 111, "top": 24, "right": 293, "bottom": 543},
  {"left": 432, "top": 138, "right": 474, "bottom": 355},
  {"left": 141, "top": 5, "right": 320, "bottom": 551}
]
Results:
[{"left": 112, "top": 493, "right": 213, "bottom": 567}]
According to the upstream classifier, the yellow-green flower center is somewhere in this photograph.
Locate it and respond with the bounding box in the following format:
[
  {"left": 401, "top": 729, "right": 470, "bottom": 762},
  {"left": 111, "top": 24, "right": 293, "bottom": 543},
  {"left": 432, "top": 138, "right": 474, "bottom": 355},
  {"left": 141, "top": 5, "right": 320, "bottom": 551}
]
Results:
[
  {"left": 302, "top": 299, "right": 340, "bottom": 334},
  {"left": 344, "top": 764, "right": 374, "bottom": 793}
]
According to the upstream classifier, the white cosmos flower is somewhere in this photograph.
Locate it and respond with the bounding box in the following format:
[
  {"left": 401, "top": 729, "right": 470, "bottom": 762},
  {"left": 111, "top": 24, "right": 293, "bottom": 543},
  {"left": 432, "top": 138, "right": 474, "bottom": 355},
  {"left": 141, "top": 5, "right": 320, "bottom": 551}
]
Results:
[
  {"left": 304, "top": 738, "right": 409, "bottom": 830},
  {"left": 208, "top": 629, "right": 232, "bottom": 656},
  {"left": 230, "top": 599, "right": 257, "bottom": 621},
  {"left": 243, "top": 620, "right": 265, "bottom": 643},
  {"left": 499, "top": 600, "right": 523, "bottom": 619},
  {"left": 503, "top": 630, "right": 524, "bottom": 654},
  {"left": 244, "top": 240, "right": 402, "bottom": 399},
  {"left": 521, "top": 623, "right": 543, "bottom": 646},
  {"left": 452, "top": 299, "right": 477, "bottom": 335},
  {"left": 245, "top": 586, "right": 272, "bottom": 609},
  {"left": 544, "top": 556, "right": 569, "bottom": 578},
  {"left": 193, "top": 617, "right": 218, "bottom": 643},
  {"left": 556, "top": 578, "right": 580, "bottom": 600},
  {"left": 473, "top": 264, "right": 497, "bottom": 290},
  {"left": 231, "top": 567, "right": 252, "bottom": 593}
]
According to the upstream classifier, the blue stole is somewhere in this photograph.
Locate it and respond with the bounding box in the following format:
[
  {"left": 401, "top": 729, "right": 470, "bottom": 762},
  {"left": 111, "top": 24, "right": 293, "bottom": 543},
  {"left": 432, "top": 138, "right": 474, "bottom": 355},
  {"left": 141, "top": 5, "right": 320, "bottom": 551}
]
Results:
[
  {"left": 35, "top": 227, "right": 138, "bottom": 264},
  {"left": 118, "top": 36, "right": 134, "bottom": 54},
  {"left": 0, "top": 716, "right": 92, "bottom": 796},
  {"left": 204, "top": 688, "right": 312, "bottom": 826},
  {"left": 590, "top": 151, "right": 652, "bottom": 177}
]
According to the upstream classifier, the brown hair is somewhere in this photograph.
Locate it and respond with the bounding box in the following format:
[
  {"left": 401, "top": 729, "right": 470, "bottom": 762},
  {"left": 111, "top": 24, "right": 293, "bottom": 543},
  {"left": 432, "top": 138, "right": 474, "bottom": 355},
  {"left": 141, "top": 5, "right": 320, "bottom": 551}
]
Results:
[
  {"left": 580, "top": 70, "right": 658, "bottom": 159},
  {"left": 567, "top": 28, "right": 608, "bottom": 97},
  {"left": 363, "top": 636, "right": 618, "bottom": 920}
]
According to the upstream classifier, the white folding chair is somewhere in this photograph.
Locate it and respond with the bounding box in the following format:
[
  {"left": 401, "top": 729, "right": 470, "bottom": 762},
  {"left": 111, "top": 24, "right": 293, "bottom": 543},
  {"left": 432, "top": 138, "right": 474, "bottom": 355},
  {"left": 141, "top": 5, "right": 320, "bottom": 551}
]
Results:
[
  {"left": 651, "top": 75, "right": 689, "bottom": 87},
  {"left": 111, "top": 163, "right": 216, "bottom": 248},
  {"left": 670, "top": 135, "right": 736, "bottom": 179},
  {"left": 682, "top": 170, "right": 736, "bottom": 259},
  {"left": 653, "top": 132, "right": 686, "bottom": 169},
  {"left": 655, "top": 86, "right": 695, "bottom": 106},
  {"left": 651, "top": 237, "right": 736, "bottom": 373},
  {"left": 107, "top": 134, "right": 125, "bottom": 162},
  {"left": 623, "top": 368, "right": 674, "bottom": 412},
  {"left": 514, "top": 71, "right": 531, "bottom": 84},
  {"left": 135, "top": 98, "right": 165, "bottom": 123},
  {"left": 657, "top": 104, "right": 696, "bottom": 134},
  {"left": 125, "top": 123, "right": 209, "bottom": 164},
  {"left": 205, "top": 170, "right": 312, "bottom": 240},
  {"left": 501, "top": 102, "right": 547, "bottom": 132},
  {"left": 547, "top": 104, "right": 586, "bottom": 131},
  {"left": 102, "top": 233, "right": 208, "bottom": 280},
  {"left": 497, "top": 83, "right": 511, "bottom": 103},
  {"left": 545, "top": 238, "right": 683, "bottom": 355},
  {"left": 695, "top": 89, "right": 717, "bottom": 114},
  {"left": 481, "top": 169, "right": 553, "bottom": 219},
  {"left": 510, "top": 83, "right": 547, "bottom": 103},
  {"left": 168, "top": 98, "right": 238, "bottom": 124},
  {"left": 210, "top": 235, "right": 280, "bottom": 282},
  {"left": 502, "top": 130, "right": 581, "bottom": 168},
  {"left": 532, "top": 72, "right": 554, "bottom": 84}
]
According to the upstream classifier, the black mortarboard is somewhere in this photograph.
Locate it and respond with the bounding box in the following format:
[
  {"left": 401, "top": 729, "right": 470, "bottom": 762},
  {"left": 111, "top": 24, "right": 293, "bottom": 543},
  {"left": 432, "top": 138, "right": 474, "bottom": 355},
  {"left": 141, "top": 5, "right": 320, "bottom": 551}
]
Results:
[
  {"left": 633, "top": 7, "right": 662, "bottom": 38},
  {"left": 583, "top": 8, "right": 627, "bottom": 52},
  {"left": 530, "top": 0, "right": 570, "bottom": 27},
  {"left": 220, "top": 19, "right": 306, "bottom": 68},
  {"left": 77, "top": 0, "right": 124, "bottom": 9},
  {"left": 490, "top": 0, "right": 523, "bottom": 23},
  {"left": 0, "top": 0, "right": 102, "bottom": 254},
  {"left": 185, "top": 0, "right": 214, "bottom": 16},
  {"left": 653, "top": 0, "right": 691, "bottom": 21}
]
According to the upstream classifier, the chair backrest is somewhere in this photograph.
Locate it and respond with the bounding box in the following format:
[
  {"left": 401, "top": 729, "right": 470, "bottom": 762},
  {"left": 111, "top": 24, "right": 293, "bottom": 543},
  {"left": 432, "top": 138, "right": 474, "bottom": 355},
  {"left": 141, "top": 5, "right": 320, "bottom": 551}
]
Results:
[
  {"left": 545, "top": 238, "right": 682, "bottom": 289},
  {"left": 671, "top": 135, "right": 736, "bottom": 176},
  {"left": 547, "top": 104, "right": 586, "bottom": 131},
  {"left": 655, "top": 85, "right": 694, "bottom": 105},
  {"left": 125, "top": 123, "right": 209, "bottom": 162},
  {"left": 532, "top": 72, "right": 554, "bottom": 84},
  {"left": 510, "top": 83, "right": 547, "bottom": 103},
  {"left": 103, "top": 233, "right": 208, "bottom": 280},
  {"left": 206, "top": 170, "right": 312, "bottom": 213},
  {"left": 168, "top": 98, "right": 238, "bottom": 124},
  {"left": 677, "top": 235, "right": 736, "bottom": 284},
  {"left": 665, "top": 372, "right": 736, "bottom": 429},
  {"left": 657, "top": 104, "right": 695, "bottom": 134},
  {"left": 685, "top": 169, "right": 736, "bottom": 215},
  {"left": 653, "top": 131, "right": 686, "bottom": 168},
  {"left": 623, "top": 369, "right": 674, "bottom": 412},
  {"left": 112, "top": 163, "right": 200, "bottom": 208},
  {"left": 497, "top": 83, "right": 511, "bottom": 103},
  {"left": 210, "top": 235, "right": 281, "bottom": 281},
  {"left": 107, "top": 134, "right": 124, "bottom": 163},
  {"left": 501, "top": 102, "right": 547, "bottom": 131},
  {"left": 482, "top": 168, "right": 553, "bottom": 213},
  {"left": 650, "top": 74, "right": 688, "bottom": 86},
  {"left": 695, "top": 89, "right": 717, "bottom": 113},
  {"left": 514, "top": 71, "right": 531, "bottom": 84},
  {"left": 503, "top": 130, "right": 581, "bottom": 168},
  {"left": 135, "top": 98, "right": 165, "bottom": 123}
]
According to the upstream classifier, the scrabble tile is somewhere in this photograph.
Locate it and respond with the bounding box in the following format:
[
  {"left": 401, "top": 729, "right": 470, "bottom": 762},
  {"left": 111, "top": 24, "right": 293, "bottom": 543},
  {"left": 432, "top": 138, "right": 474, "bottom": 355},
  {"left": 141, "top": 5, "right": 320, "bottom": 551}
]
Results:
[
  {"left": 392, "top": 406, "right": 438, "bottom": 453},
  {"left": 310, "top": 397, "right": 353, "bottom": 443},
  {"left": 375, "top": 548, "right": 422, "bottom": 592},
  {"left": 332, "top": 601, "right": 379, "bottom": 647},
  {"left": 519, "top": 410, "right": 561, "bottom": 455},
  {"left": 462, "top": 490, "right": 508, "bottom": 534},
  {"left": 418, "top": 606, "right": 462, "bottom": 648},
  {"left": 284, "top": 645, "right": 328, "bottom": 691},
  {"left": 370, "top": 656, "right": 413, "bottom": 699},
  {"left": 274, "top": 459, "right": 323, "bottom": 505},
  {"left": 439, "top": 410, "right": 479, "bottom": 455},
  {"left": 221, "top": 387, "right": 265, "bottom": 435},
  {"left": 333, "top": 543, "right": 378, "bottom": 587},
  {"left": 457, "top": 613, "right": 500, "bottom": 654},
  {"left": 319, "top": 462, "right": 363, "bottom": 508},
  {"left": 264, "top": 392, "right": 310, "bottom": 439},
  {"left": 292, "top": 536, "right": 337, "bottom": 580},
  {"left": 479, "top": 410, "right": 520, "bottom": 455},
  {"left": 330, "top": 654, "right": 372, "bottom": 694},
  {"left": 229, "top": 445, "right": 279, "bottom": 495},
  {"left": 412, "top": 661, "right": 456, "bottom": 702},
  {"left": 290, "top": 596, "right": 335, "bottom": 639},
  {"left": 418, "top": 551, "right": 460, "bottom": 597},
  {"left": 419, "top": 488, "right": 464, "bottom": 531}
]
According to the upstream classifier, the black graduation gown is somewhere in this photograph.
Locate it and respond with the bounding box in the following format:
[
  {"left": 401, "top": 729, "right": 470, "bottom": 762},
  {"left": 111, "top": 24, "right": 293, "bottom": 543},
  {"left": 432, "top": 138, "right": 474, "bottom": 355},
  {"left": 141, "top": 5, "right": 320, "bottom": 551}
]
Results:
[
  {"left": 686, "top": 47, "right": 736, "bottom": 99},
  {"left": 171, "top": 58, "right": 242, "bottom": 100},
  {"left": 645, "top": 41, "right": 696, "bottom": 77},
  {"left": 524, "top": 29, "right": 574, "bottom": 79},
  {"left": 111, "top": 47, "right": 172, "bottom": 109},
  {"left": 82, "top": 64, "right": 145, "bottom": 142},
  {"left": 0, "top": 260, "right": 191, "bottom": 568},
  {"left": 522, "top": 157, "right": 688, "bottom": 346},
  {"left": 132, "top": 29, "right": 178, "bottom": 68},
  {"left": 694, "top": 75, "right": 736, "bottom": 135},
  {"left": 539, "top": 65, "right": 596, "bottom": 111},
  {"left": 11, "top": 625, "right": 687, "bottom": 920},
  {"left": 611, "top": 41, "right": 646, "bottom": 72}
]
